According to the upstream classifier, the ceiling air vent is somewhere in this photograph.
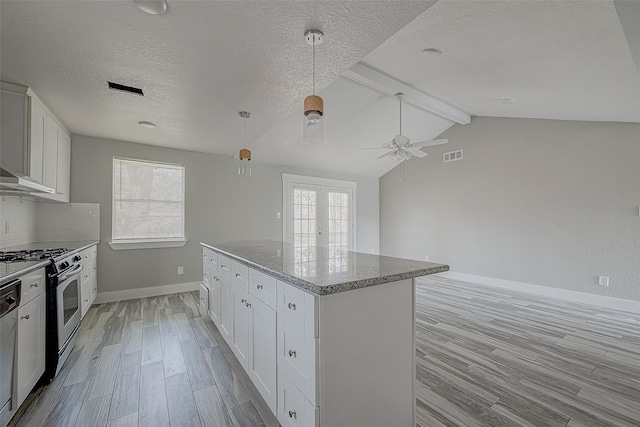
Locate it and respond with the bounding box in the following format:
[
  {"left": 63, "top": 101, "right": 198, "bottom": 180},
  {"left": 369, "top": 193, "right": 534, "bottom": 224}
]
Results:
[
  {"left": 443, "top": 149, "right": 463, "bottom": 163},
  {"left": 107, "top": 81, "right": 144, "bottom": 96}
]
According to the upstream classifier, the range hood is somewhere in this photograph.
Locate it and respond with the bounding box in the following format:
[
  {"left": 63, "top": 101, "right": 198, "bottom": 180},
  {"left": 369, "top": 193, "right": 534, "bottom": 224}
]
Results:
[{"left": 0, "top": 168, "right": 55, "bottom": 194}]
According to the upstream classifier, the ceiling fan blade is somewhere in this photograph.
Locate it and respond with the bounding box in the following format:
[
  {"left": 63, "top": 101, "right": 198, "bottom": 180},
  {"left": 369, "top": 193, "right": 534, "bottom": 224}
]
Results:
[
  {"left": 407, "top": 148, "right": 428, "bottom": 158},
  {"left": 411, "top": 138, "right": 448, "bottom": 148},
  {"left": 376, "top": 151, "right": 393, "bottom": 159}
]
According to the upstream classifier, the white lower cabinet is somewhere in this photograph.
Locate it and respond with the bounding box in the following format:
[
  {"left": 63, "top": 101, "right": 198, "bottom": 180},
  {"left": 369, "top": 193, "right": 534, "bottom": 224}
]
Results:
[
  {"left": 15, "top": 291, "right": 46, "bottom": 408},
  {"left": 79, "top": 244, "right": 98, "bottom": 318},
  {"left": 230, "top": 282, "right": 250, "bottom": 368},
  {"left": 249, "top": 297, "right": 277, "bottom": 412},
  {"left": 278, "top": 370, "right": 318, "bottom": 427},
  {"left": 219, "top": 275, "right": 232, "bottom": 342},
  {"left": 208, "top": 269, "right": 222, "bottom": 327}
]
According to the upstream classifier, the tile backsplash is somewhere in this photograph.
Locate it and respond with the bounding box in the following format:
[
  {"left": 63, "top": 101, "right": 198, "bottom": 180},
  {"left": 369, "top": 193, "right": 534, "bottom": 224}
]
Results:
[
  {"left": 0, "top": 196, "right": 37, "bottom": 249},
  {"left": 36, "top": 203, "right": 100, "bottom": 242}
]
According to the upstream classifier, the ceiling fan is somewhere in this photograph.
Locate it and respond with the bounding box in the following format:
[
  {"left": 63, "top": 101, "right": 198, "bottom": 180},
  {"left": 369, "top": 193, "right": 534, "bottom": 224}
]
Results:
[{"left": 361, "top": 93, "right": 448, "bottom": 161}]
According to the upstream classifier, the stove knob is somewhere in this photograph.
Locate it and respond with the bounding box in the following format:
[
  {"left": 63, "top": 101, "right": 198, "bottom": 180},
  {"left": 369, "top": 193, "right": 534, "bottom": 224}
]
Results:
[
  {"left": 73, "top": 255, "right": 81, "bottom": 262},
  {"left": 59, "top": 262, "right": 69, "bottom": 270},
  {"left": 6, "top": 296, "right": 16, "bottom": 305}
]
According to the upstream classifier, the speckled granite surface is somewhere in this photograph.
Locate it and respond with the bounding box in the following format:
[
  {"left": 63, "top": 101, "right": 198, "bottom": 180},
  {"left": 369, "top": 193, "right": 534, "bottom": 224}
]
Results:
[
  {"left": 201, "top": 240, "right": 449, "bottom": 296},
  {"left": 0, "top": 260, "right": 49, "bottom": 285}
]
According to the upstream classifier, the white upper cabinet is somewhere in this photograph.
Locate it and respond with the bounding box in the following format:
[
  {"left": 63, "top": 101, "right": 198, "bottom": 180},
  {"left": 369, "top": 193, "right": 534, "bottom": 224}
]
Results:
[{"left": 0, "top": 82, "right": 70, "bottom": 201}]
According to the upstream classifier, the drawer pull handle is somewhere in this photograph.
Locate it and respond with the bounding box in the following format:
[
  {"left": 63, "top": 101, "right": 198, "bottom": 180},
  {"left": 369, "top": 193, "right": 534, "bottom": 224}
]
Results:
[
  {"left": 31, "top": 283, "right": 39, "bottom": 288},
  {"left": 215, "top": 277, "right": 220, "bottom": 282},
  {"left": 221, "top": 264, "right": 225, "bottom": 269},
  {"left": 288, "top": 410, "right": 297, "bottom": 419},
  {"left": 257, "top": 284, "right": 263, "bottom": 290},
  {"left": 287, "top": 303, "right": 296, "bottom": 310},
  {"left": 235, "top": 273, "right": 241, "bottom": 278},
  {"left": 288, "top": 349, "right": 297, "bottom": 358},
  {"left": 21, "top": 315, "right": 30, "bottom": 320},
  {"left": 241, "top": 299, "right": 246, "bottom": 304}
]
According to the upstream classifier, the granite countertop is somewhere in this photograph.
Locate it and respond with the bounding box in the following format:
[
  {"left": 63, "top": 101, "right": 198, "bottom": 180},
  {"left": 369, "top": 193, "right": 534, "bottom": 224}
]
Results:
[
  {"left": 201, "top": 240, "right": 449, "bottom": 296},
  {"left": 0, "top": 240, "right": 99, "bottom": 283},
  {"left": 0, "top": 260, "right": 50, "bottom": 286}
]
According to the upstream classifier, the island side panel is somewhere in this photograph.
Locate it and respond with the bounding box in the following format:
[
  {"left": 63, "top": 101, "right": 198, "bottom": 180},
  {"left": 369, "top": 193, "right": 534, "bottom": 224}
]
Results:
[{"left": 318, "top": 278, "right": 415, "bottom": 427}]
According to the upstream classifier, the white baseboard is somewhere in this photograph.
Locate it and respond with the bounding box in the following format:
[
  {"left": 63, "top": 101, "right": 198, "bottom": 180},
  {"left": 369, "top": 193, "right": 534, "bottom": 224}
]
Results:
[
  {"left": 95, "top": 281, "right": 202, "bottom": 304},
  {"left": 429, "top": 271, "right": 640, "bottom": 314}
]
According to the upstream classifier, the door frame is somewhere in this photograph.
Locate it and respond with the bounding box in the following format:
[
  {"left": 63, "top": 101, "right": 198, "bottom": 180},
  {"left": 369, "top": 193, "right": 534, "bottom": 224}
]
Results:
[{"left": 281, "top": 173, "right": 357, "bottom": 250}]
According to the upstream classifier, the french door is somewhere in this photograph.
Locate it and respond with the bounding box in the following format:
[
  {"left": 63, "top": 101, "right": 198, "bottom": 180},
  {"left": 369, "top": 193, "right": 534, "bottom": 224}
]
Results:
[{"left": 282, "top": 174, "right": 356, "bottom": 273}]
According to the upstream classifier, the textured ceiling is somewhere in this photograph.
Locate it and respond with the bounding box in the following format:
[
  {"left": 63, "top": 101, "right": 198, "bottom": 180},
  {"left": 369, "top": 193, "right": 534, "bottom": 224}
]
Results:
[
  {"left": 2, "top": 0, "right": 638, "bottom": 179},
  {"left": 363, "top": 0, "right": 640, "bottom": 123},
  {"left": 0, "top": 0, "right": 435, "bottom": 177}
]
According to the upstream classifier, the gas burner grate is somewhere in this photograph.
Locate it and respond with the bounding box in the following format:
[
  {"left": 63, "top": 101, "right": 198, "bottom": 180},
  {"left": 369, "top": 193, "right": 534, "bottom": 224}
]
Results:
[{"left": 0, "top": 248, "right": 69, "bottom": 262}]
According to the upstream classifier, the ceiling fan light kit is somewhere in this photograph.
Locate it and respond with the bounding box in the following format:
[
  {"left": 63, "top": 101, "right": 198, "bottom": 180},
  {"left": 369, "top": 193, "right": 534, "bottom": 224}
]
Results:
[
  {"left": 303, "top": 29, "right": 324, "bottom": 144},
  {"left": 238, "top": 111, "right": 252, "bottom": 177}
]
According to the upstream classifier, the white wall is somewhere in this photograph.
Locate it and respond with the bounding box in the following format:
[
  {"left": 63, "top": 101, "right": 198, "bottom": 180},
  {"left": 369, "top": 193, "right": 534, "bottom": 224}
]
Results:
[
  {"left": 0, "top": 196, "right": 36, "bottom": 248},
  {"left": 71, "top": 135, "right": 379, "bottom": 293},
  {"left": 380, "top": 117, "right": 640, "bottom": 302}
]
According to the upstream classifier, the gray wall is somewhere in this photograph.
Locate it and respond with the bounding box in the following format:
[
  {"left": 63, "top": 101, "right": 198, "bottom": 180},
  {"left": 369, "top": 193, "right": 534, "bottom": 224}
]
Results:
[
  {"left": 71, "top": 135, "right": 379, "bottom": 293},
  {"left": 380, "top": 117, "right": 640, "bottom": 302}
]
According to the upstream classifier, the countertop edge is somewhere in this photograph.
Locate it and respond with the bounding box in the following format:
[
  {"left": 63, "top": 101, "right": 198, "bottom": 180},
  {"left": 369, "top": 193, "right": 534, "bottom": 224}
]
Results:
[
  {"left": 56, "top": 241, "right": 100, "bottom": 260},
  {"left": 201, "top": 242, "right": 450, "bottom": 296},
  {"left": 1, "top": 260, "right": 50, "bottom": 285}
]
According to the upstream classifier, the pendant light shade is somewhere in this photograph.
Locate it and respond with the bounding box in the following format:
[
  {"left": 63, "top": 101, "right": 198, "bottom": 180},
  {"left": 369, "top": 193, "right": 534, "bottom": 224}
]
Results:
[
  {"left": 303, "top": 30, "right": 324, "bottom": 144},
  {"left": 238, "top": 111, "right": 251, "bottom": 177}
]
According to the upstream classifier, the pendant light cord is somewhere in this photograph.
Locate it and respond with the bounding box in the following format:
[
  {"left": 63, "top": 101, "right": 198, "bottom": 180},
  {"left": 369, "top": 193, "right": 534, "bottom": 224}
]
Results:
[
  {"left": 312, "top": 40, "right": 316, "bottom": 96},
  {"left": 399, "top": 96, "right": 402, "bottom": 135},
  {"left": 244, "top": 116, "right": 247, "bottom": 148}
]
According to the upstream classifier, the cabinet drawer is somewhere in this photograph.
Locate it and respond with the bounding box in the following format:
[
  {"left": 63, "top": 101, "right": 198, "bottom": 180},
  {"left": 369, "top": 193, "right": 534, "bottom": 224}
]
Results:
[
  {"left": 231, "top": 260, "right": 249, "bottom": 290},
  {"left": 278, "top": 370, "right": 318, "bottom": 427},
  {"left": 218, "top": 255, "right": 231, "bottom": 279},
  {"left": 80, "top": 248, "right": 91, "bottom": 263},
  {"left": 90, "top": 245, "right": 97, "bottom": 257},
  {"left": 278, "top": 316, "right": 317, "bottom": 405},
  {"left": 80, "top": 266, "right": 90, "bottom": 284},
  {"left": 249, "top": 268, "right": 276, "bottom": 310},
  {"left": 277, "top": 281, "right": 318, "bottom": 337},
  {"left": 203, "top": 247, "right": 218, "bottom": 272},
  {"left": 20, "top": 268, "right": 45, "bottom": 305}
]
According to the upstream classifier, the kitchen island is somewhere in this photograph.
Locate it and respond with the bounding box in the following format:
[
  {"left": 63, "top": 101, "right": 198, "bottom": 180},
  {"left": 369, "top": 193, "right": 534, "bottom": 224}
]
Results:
[{"left": 200, "top": 240, "right": 448, "bottom": 427}]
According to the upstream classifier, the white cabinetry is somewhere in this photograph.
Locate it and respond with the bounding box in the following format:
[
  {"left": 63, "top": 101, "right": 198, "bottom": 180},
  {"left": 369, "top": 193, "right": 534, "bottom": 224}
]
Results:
[
  {"left": 230, "top": 282, "right": 250, "bottom": 367},
  {"left": 249, "top": 295, "right": 277, "bottom": 411},
  {"left": 15, "top": 289, "right": 46, "bottom": 408},
  {"left": 79, "top": 245, "right": 98, "bottom": 318},
  {"left": 0, "top": 82, "right": 70, "bottom": 201}
]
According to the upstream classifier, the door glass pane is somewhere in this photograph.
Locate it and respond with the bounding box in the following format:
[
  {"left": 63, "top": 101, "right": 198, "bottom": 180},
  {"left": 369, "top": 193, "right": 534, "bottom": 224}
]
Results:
[
  {"left": 62, "top": 278, "right": 79, "bottom": 324},
  {"left": 293, "top": 187, "right": 318, "bottom": 277},
  {"left": 328, "top": 191, "right": 349, "bottom": 272}
]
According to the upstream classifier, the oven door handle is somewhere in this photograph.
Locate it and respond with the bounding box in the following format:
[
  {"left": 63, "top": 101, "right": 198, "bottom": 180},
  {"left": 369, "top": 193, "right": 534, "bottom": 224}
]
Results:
[{"left": 58, "top": 264, "right": 83, "bottom": 282}]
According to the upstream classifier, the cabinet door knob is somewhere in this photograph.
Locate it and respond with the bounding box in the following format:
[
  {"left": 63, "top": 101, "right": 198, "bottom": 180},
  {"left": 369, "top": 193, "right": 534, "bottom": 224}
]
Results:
[
  {"left": 241, "top": 299, "right": 246, "bottom": 304},
  {"left": 288, "top": 349, "right": 297, "bottom": 358},
  {"left": 21, "top": 314, "right": 30, "bottom": 320},
  {"left": 215, "top": 277, "right": 220, "bottom": 282},
  {"left": 246, "top": 302, "right": 251, "bottom": 308},
  {"left": 287, "top": 302, "right": 296, "bottom": 310},
  {"left": 288, "top": 410, "right": 297, "bottom": 419},
  {"left": 256, "top": 284, "right": 263, "bottom": 290},
  {"left": 31, "top": 283, "right": 39, "bottom": 288},
  {"left": 235, "top": 273, "right": 241, "bottom": 278}
]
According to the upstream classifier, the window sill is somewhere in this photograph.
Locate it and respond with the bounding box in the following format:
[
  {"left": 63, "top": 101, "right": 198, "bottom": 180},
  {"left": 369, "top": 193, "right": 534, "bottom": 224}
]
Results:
[{"left": 108, "top": 240, "right": 187, "bottom": 250}]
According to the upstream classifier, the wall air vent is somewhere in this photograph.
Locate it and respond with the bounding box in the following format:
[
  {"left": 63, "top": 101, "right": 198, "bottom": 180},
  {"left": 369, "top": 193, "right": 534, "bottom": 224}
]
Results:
[
  {"left": 107, "top": 81, "right": 144, "bottom": 96},
  {"left": 443, "top": 149, "right": 463, "bottom": 163}
]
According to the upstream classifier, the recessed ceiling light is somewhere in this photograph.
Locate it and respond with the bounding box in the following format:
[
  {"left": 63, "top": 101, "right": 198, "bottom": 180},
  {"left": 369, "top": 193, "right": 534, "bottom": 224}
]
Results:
[
  {"left": 422, "top": 48, "right": 443, "bottom": 56},
  {"left": 138, "top": 121, "right": 156, "bottom": 129},
  {"left": 499, "top": 98, "right": 516, "bottom": 105},
  {"left": 133, "top": 0, "right": 167, "bottom": 15}
]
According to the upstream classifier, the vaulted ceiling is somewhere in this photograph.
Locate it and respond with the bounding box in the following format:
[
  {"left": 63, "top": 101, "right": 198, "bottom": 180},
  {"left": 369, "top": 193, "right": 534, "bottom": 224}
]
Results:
[{"left": 2, "top": 1, "right": 638, "bottom": 178}]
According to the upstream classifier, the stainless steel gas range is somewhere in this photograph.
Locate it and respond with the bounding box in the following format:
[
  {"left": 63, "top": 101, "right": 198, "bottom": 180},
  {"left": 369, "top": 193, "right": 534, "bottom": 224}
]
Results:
[{"left": 0, "top": 248, "right": 83, "bottom": 382}]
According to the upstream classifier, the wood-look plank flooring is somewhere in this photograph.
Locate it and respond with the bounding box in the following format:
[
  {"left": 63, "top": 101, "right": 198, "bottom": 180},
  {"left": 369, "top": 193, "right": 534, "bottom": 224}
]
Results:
[
  {"left": 9, "top": 292, "right": 278, "bottom": 427},
  {"left": 9, "top": 279, "right": 640, "bottom": 426},
  {"left": 416, "top": 277, "right": 640, "bottom": 427}
]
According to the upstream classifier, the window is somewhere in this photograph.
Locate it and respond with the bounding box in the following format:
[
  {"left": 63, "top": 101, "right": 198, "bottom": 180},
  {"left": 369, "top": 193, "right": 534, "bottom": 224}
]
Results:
[
  {"left": 110, "top": 158, "right": 185, "bottom": 250},
  {"left": 283, "top": 174, "right": 356, "bottom": 276}
]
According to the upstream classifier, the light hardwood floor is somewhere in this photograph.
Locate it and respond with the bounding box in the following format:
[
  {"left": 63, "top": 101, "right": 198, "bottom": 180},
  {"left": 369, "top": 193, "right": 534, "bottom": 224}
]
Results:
[
  {"left": 416, "top": 277, "right": 640, "bottom": 427},
  {"left": 9, "top": 292, "right": 279, "bottom": 427},
  {"left": 9, "top": 279, "right": 640, "bottom": 427}
]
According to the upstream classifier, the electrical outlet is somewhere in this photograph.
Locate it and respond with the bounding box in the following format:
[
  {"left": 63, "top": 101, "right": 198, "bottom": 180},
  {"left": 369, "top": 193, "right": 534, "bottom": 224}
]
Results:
[
  {"left": 598, "top": 276, "right": 609, "bottom": 287},
  {"left": 177, "top": 266, "right": 184, "bottom": 275},
  {"left": 276, "top": 212, "right": 281, "bottom": 219},
  {"left": 276, "top": 249, "right": 282, "bottom": 257},
  {"left": 424, "top": 255, "right": 430, "bottom": 262}
]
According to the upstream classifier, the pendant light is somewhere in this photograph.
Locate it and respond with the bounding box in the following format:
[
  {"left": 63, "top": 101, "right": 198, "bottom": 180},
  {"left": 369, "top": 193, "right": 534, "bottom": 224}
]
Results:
[
  {"left": 238, "top": 111, "right": 251, "bottom": 177},
  {"left": 303, "top": 30, "right": 324, "bottom": 144}
]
